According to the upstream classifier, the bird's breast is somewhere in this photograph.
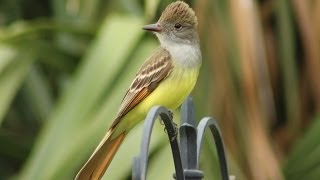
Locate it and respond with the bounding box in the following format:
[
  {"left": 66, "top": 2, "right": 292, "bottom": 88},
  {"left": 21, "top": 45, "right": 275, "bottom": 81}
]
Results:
[
  {"left": 140, "top": 66, "right": 200, "bottom": 111},
  {"left": 118, "top": 60, "right": 200, "bottom": 131}
]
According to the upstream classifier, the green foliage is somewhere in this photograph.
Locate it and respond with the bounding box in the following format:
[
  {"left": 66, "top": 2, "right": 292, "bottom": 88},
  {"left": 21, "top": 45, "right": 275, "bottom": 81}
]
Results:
[
  {"left": 0, "top": 0, "right": 320, "bottom": 180},
  {"left": 284, "top": 115, "right": 320, "bottom": 180}
]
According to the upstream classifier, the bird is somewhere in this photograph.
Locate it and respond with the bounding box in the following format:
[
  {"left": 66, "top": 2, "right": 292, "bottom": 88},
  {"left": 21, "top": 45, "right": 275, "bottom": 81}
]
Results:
[{"left": 75, "top": 1, "right": 201, "bottom": 179}]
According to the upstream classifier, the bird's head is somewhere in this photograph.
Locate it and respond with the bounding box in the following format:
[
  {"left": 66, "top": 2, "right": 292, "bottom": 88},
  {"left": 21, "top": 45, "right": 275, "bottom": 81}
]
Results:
[{"left": 143, "top": 1, "right": 198, "bottom": 46}]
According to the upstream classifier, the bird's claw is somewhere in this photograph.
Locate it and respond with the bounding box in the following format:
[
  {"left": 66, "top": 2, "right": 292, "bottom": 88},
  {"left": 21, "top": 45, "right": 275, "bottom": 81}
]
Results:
[
  {"left": 168, "top": 110, "right": 174, "bottom": 120},
  {"left": 159, "top": 110, "right": 173, "bottom": 125},
  {"left": 160, "top": 110, "right": 178, "bottom": 141},
  {"left": 159, "top": 118, "right": 164, "bottom": 125},
  {"left": 170, "top": 122, "right": 178, "bottom": 141},
  {"left": 163, "top": 121, "right": 178, "bottom": 141}
]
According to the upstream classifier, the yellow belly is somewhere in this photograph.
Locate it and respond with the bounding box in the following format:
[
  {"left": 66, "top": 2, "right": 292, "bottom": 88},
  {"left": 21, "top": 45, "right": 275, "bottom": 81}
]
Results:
[{"left": 115, "top": 66, "right": 200, "bottom": 132}]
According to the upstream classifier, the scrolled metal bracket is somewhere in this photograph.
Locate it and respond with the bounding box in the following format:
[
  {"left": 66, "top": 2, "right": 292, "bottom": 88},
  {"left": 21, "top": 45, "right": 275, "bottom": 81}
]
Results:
[
  {"left": 132, "top": 106, "right": 184, "bottom": 180},
  {"left": 132, "top": 96, "right": 230, "bottom": 180}
]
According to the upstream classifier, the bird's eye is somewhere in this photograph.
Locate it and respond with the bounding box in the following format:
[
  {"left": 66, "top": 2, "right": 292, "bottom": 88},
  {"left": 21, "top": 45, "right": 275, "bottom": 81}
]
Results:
[{"left": 174, "top": 23, "right": 182, "bottom": 30}]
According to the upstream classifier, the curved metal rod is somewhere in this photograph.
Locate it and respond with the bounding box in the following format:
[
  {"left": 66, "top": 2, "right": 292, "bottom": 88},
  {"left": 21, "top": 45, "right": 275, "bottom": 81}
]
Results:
[
  {"left": 132, "top": 106, "right": 185, "bottom": 180},
  {"left": 196, "top": 117, "right": 229, "bottom": 180},
  {"left": 179, "top": 96, "right": 198, "bottom": 170}
]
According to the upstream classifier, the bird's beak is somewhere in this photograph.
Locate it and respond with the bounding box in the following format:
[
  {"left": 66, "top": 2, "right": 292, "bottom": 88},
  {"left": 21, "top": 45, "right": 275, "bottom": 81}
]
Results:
[{"left": 143, "top": 23, "right": 162, "bottom": 32}]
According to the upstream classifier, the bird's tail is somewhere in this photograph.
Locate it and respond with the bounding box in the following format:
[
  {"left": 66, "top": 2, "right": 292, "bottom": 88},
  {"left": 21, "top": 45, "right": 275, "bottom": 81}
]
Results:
[{"left": 75, "top": 129, "right": 126, "bottom": 180}]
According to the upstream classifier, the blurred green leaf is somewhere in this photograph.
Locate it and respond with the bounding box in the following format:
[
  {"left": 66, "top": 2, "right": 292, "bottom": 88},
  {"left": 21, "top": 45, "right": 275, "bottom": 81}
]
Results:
[
  {"left": 0, "top": 45, "right": 15, "bottom": 73},
  {"left": 0, "top": 20, "right": 95, "bottom": 43},
  {"left": 21, "top": 67, "right": 53, "bottom": 123},
  {"left": 19, "top": 15, "right": 146, "bottom": 179},
  {"left": 284, "top": 115, "right": 320, "bottom": 180},
  {"left": 0, "top": 45, "right": 34, "bottom": 125},
  {"left": 276, "top": 0, "right": 301, "bottom": 134},
  {"left": 145, "top": 0, "right": 161, "bottom": 21},
  {"left": 0, "top": 0, "right": 319, "bottom": 180}
]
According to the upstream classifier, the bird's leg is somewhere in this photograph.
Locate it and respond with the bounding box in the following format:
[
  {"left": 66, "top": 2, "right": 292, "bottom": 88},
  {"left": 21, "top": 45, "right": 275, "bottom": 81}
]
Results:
[
  {"left": 168, "top": 110, "right": 174, "bottom": 120},
  {"left": 163, "top": 122, "right": 178, "bottom": 141},
  {"left": 159, "top": 110, "right": 173, "bottom": 125},
  {"left": 159, "top": 118, "right": 164, "bottom": 125},
  {"left": 170, "top": 121, "right": 178, "bottom": 141},
  {"left": 161, "top": 110, "right": 178, "bottom": 141}
]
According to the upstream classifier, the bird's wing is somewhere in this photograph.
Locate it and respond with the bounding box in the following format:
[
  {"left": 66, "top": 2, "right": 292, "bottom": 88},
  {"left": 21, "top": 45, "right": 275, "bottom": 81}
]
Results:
[{"left": 110, "top": 47, "right": 173, "bottom": 129}]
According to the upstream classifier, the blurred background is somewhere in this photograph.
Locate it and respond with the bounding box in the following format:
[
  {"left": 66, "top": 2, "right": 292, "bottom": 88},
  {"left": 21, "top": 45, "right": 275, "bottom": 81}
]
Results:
[{"left": 0, "top": 0, "right": 319, "bottom": 179}]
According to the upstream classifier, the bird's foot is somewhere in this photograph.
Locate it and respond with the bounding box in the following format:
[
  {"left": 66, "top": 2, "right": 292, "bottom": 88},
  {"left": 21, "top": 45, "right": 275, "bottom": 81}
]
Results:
[
  {"left": 170, "top": 122, "right": 178, "bottom": 141},
  {"left": 168, "top": 110, "right": 174, "bottom": 120},
  {"left": 159, "top": 110, "right": 174, "bottom": 125},
  {"left": 163, "top": 121, "right": 178, "bottom": 141}
]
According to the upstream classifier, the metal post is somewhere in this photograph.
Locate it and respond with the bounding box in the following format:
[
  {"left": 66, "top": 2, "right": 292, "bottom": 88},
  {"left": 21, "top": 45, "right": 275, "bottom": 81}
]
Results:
[
  {"left": 132, "top": 106, "right": 184, "bottom": 180},
  {"left": 132, "top": 96, "right": 230, "bottom": 180}
]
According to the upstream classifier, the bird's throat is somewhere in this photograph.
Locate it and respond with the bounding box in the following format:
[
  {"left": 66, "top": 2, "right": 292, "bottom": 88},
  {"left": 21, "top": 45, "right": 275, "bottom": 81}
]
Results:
[{"left": 163, "top": 42, "right": 201, "bottom": 68}]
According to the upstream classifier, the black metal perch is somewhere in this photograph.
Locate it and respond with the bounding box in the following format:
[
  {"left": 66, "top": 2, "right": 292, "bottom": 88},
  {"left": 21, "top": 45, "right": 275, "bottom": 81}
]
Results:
[{"left": 132, "top": 96, "right": 229, "bottom": 180}]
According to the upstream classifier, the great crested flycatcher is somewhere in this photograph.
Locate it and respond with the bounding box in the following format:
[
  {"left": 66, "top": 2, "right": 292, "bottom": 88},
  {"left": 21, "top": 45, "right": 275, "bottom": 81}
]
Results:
[{"left": 75, "top": 1, "right": 201, "bottom": 179}]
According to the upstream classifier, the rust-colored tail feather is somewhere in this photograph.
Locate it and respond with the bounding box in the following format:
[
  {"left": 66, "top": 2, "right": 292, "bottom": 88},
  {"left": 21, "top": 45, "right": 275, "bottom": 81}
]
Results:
[{"left": 75, "top": 130, "right": 126, "bottom": 180}]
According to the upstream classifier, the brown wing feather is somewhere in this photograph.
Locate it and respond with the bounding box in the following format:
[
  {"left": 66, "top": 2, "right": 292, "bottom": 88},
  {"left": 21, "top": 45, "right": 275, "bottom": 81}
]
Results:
[{"left": 110, "top": 47, "right": 173, "bottom": 129}]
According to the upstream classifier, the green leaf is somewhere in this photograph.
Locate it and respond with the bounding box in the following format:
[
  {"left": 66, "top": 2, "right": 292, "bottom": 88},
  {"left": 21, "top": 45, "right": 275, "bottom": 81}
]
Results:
[
  {"left": 284, "top": 115, "right": 320, "bottom": 180},
  {"left": 18, "top": 15, "right": 157, "bottom": 179},
  {"left": 0, "top": 44, "right": 34, "bottom": 125},
  {"left": 145, "top": 0, "right": 161, "bottom": 21}
]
